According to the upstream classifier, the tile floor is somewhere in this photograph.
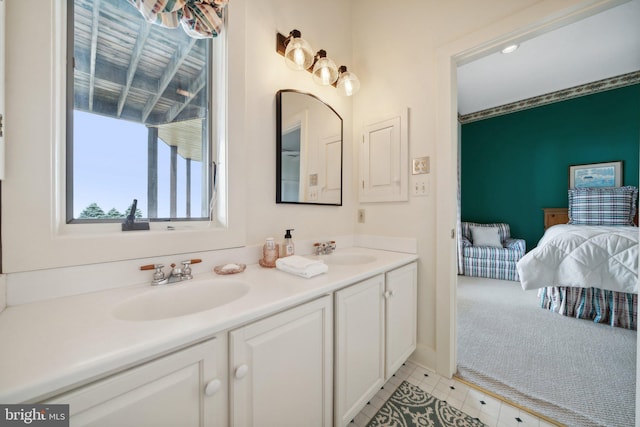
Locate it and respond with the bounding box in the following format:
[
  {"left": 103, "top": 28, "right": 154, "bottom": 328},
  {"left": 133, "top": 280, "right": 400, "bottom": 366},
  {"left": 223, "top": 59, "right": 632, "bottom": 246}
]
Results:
[{"left": 351, "top": 361, "right": 558, "bottom": 427}]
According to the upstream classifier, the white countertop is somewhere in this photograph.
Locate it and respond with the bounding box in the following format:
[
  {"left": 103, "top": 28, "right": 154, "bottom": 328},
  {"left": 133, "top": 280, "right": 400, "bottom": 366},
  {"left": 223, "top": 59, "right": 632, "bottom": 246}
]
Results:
[{"left": 0, "top": 248, "right": 417, "bottom": 403}]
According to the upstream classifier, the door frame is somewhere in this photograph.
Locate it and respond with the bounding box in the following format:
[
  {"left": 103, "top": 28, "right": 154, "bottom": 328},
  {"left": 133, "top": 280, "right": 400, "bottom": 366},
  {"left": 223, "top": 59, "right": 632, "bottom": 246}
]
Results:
[{"left": 434, "top": 0, "right": 632, "bottom": 377}]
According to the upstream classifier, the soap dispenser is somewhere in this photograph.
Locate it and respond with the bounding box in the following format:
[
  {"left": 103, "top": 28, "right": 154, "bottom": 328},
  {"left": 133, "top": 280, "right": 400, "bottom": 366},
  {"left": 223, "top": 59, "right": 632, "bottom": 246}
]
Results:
[{"left": 281, "top": 229, "right": 295, "bottom": 257}]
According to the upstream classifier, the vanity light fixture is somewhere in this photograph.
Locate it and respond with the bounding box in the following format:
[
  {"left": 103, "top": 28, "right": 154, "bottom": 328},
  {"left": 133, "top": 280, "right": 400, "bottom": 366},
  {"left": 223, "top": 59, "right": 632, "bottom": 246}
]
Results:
[
  {"left": 282, "top": 30, "right": 315, "bottom": 70},
  {"left": 336, "top": 66, "right": 360, "bottom": 97},
  {"left": 276, "top": 29, "right": 360, "bottom": 96},
  {"left": 312, "top": 50, "right": 339, "bottom": 86},
  {"left": 501, "top": 44, "right": 519, "bottom": 54}
]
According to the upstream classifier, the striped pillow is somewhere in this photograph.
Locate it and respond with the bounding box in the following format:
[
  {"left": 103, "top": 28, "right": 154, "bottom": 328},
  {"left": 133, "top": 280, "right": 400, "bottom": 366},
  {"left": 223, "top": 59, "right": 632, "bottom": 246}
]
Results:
[{"left": 568, "top": 186, "right": 638, "bottom": 226}]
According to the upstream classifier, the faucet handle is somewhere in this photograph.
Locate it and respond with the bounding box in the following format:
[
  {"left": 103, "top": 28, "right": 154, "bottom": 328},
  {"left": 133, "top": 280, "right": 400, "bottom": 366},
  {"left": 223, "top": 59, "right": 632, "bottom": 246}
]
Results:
[
  {"left": 181, "top": 259, "right": 201, "bottom": 280},
  {"left": 139, "top": 264, "right": 166, "bottom": 285},
  {"left": 152, "top": 265, "right": 165, "bottom": 282},
  {"left": 140, "top": 263, "right": 163, "bottom": 271}
]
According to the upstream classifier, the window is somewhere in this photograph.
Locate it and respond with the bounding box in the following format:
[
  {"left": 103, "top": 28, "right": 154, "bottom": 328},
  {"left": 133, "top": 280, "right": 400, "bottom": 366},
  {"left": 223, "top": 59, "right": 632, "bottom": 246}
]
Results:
[{"left": 67, "top": 0, "right": 222, "bottom": 222}]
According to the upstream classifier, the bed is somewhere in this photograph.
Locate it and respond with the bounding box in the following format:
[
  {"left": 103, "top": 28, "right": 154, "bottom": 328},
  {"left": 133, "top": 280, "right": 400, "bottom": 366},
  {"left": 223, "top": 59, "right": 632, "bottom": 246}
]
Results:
[{"left": 517, "top": 186, "right": 639, "bottom": 330}]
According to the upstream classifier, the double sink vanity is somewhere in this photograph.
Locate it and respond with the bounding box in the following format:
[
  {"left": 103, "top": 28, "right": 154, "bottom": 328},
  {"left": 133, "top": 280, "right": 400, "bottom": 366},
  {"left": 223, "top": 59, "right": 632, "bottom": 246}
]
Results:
[{"left": 0, "top": 247, "right": 418, "bottom": 426}]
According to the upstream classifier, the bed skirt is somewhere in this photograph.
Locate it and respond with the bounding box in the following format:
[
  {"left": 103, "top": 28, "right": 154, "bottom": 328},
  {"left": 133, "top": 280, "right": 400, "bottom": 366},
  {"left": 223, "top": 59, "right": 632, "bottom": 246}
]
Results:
[{"left": 539, "top": 286, "right": 637, "bottom": 330}]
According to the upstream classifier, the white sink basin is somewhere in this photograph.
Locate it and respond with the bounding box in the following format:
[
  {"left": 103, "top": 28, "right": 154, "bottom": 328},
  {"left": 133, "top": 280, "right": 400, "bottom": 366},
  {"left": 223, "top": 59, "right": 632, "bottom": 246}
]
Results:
[
  {"left": 320, "top": 253, "right": 377, "bottom": 265},
  {"left": 113, "top": 279, "right": 250, "bottom": 321}
]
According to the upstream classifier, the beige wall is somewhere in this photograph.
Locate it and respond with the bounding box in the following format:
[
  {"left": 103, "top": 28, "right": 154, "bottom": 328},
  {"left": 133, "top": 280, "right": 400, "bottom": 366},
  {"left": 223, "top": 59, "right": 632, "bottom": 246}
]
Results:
[
  {"left": 349, "top": 0, "right": 613, "bottom": 372},
  {"left": 242, "top": 0, "right": 356, "bottom": 244}
]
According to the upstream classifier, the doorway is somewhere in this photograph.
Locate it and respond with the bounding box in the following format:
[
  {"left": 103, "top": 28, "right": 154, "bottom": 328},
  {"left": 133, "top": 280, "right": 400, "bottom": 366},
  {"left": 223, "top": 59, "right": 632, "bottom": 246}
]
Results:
[{"left": 437, "top": 0, "right": 639, "bottom": 425}]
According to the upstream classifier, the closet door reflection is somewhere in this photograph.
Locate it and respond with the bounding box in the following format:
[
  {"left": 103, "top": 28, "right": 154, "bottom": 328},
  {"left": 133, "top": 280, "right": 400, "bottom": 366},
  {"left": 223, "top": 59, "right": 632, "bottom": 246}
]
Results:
[
  {"left": 281, "top": 112, "right": 305, "bottom": 202},
  {"left": 276, "top": 90, "right": 342, "bottom": 205}
]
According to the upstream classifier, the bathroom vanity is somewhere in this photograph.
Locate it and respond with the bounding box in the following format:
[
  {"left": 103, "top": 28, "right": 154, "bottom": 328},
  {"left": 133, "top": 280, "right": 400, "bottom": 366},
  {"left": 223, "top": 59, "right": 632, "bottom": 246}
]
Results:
[{"left": 0, "top": 248, "right": 417, "bottom": 426}]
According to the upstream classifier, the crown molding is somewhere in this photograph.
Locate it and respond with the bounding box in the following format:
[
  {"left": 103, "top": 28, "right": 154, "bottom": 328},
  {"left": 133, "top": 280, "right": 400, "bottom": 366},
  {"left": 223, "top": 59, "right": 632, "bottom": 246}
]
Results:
[{"left": 459, "top": 70, "right": 640, "bottom": 124}]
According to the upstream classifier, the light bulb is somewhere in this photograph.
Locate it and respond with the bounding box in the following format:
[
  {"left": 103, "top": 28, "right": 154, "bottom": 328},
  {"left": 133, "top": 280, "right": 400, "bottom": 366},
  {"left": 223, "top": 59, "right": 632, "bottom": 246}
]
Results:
[
  {"left": 284, "top": 31, "right": 314, "bottom": 70},
  {"left": 336, "top": 66, "right": 360, "bottom": 96},
  {"left": 344, "top": 79, "right": 354, "bottom": 96},
  {"left": 320, "top": 67, "right": 331, "bottom": 85},
  {"left": 293, "top": 48, "right": 306, "bottom": 68},
  {"left": 312, "top": 51, "right": 338, "bottom": 86}
]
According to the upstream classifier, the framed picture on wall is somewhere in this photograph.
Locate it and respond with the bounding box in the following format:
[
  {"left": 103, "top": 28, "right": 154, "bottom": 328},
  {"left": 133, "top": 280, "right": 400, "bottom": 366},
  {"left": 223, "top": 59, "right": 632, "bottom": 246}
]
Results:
[{"left": 569, "top": 161, "right": 623, "bottom": 189}]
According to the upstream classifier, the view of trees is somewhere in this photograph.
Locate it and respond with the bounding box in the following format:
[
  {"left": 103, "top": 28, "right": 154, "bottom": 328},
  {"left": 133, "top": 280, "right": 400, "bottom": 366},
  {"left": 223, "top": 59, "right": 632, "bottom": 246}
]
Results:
[{"left": 79, "top": 203, "right": 143, "bottom": 219}]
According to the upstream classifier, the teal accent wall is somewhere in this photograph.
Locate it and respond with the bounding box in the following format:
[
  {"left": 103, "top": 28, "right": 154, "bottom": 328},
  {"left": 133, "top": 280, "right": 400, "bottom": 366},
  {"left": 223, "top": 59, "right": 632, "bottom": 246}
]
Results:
[{"left": 461, "top": 84, "right": 639, "bottom": 252}]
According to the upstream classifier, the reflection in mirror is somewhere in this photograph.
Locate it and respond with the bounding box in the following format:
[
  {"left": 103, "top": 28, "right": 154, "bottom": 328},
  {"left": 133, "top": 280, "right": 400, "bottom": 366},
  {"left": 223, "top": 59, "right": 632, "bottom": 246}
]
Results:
[{"left": 276, "top": 90, "right": 343, "bottom": 205}]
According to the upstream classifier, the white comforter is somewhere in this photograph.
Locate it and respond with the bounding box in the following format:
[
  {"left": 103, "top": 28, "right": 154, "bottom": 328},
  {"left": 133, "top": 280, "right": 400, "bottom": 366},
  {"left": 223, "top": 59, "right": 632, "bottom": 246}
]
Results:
[{"left": 517, "top": 224, "right": 638, "bottom": 293}]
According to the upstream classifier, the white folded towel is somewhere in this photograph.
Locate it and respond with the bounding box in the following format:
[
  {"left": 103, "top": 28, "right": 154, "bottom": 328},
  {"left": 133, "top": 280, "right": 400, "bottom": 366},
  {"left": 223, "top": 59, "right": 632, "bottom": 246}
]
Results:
[{"left": 275, "top": 255, "right": 328, "bottom": 278}]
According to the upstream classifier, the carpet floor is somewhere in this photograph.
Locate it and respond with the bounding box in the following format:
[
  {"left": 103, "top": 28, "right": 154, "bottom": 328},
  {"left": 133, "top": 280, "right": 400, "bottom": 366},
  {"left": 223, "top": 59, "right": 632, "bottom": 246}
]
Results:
[
  {"left": 366, "top": 381, "right": 486, "bottom": 427},
  {"left": 456, "top": 276, "right": 636, "bottom": 427}
]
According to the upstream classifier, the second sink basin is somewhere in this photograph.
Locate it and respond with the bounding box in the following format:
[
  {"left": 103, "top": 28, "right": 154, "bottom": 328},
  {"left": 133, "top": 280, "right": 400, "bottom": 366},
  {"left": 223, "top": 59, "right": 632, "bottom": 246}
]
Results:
[
  {"left": 113, "top": 279, "right": 250, "bottom": 321},
  {"left": 319, "top": 253, "right": 377, "bottom": 265}
]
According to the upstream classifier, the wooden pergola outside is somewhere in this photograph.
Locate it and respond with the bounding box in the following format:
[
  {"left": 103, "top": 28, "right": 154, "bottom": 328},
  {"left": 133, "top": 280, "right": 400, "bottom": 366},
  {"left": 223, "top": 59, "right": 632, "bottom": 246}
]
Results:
[{"left": 71, "top": 0, "right": 213, "bottom": 219}]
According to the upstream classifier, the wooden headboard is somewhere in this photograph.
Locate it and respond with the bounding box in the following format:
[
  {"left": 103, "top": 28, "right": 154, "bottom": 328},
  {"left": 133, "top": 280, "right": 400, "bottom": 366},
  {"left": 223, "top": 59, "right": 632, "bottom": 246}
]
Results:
[{"left": 542, "top": 208, "right": 639, "bottom": 230}]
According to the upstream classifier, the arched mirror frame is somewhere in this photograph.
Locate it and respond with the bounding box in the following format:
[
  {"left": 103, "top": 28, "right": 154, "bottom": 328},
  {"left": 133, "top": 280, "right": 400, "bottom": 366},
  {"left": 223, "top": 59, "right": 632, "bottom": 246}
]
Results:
[{"left": 276, "top": 89, "right": 343, "bottom": 206}]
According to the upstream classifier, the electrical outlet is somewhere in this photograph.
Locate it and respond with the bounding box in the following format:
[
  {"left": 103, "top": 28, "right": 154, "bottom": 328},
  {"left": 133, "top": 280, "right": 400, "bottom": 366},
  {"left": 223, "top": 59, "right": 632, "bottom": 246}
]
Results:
[
  {"left": 412, "top": 156, "right": 430, "bottom": 175},
  {"left": 357, "top": 209, "right": 366, "bottom": 223}
]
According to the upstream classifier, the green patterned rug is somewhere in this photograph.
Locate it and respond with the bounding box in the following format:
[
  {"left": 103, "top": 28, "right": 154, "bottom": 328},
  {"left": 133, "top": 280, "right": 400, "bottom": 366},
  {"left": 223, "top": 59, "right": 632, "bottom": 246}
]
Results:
[{"left": 367, "top": 381, "right": 486, "bottom": 427}]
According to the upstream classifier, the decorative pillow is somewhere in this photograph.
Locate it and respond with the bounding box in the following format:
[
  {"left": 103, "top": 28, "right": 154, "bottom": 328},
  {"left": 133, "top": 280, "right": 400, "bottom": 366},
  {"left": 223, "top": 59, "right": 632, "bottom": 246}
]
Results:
[
  {"left": 568, "top": 186, "right": 638, "bottom": 226},
  {"left": 470, "top": 226, "right": 503, "bottom": 248}
]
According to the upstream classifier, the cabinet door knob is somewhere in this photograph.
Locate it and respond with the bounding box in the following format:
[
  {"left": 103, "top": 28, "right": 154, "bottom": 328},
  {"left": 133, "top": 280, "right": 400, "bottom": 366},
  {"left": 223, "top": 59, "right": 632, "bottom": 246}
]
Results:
[
  {"left": 384, "top": 290, "right": 395, "bottom": 298},
  {"left": 204, "top": 379, "right": 221, "bottom": 396},
  {"left": 235, "top": 364, "right": 249, "bottom": 379}
]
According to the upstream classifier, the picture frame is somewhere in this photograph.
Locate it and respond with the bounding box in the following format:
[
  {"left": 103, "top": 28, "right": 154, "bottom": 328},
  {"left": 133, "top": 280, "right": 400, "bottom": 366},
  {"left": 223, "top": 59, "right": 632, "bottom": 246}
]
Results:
[{"left": 569, "top": 161, "right": 622, "bottom": 189}]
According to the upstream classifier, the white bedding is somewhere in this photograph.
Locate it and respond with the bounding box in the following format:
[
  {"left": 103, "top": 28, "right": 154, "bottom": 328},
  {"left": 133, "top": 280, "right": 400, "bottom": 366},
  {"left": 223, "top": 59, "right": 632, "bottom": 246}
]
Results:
[{"left": 517, "top": 224, "right": 638, "bottom": 294}]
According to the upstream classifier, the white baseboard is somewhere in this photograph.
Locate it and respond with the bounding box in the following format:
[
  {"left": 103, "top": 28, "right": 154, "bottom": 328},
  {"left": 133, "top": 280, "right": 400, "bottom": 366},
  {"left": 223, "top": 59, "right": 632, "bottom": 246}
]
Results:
[{"left": 409, "top": 343, "right": 439, "bottom": 375}]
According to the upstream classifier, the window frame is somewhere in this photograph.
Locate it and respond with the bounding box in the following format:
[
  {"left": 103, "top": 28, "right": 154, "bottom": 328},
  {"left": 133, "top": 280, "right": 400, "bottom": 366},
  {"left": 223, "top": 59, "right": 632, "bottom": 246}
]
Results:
[
  {"left": 65, "top": 0, "right": 216, "bottom": 224},
  {"left": 1, "top": 0, "right": 246, "bottom": 274}
]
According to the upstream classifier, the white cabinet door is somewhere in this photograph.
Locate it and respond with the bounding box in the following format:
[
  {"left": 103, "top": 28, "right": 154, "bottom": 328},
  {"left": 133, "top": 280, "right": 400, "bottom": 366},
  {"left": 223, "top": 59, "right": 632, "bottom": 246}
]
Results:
[
  {"left": 334, "top": 275, "right": 385, "bottom": 427},
  {"left": 230, "top": 296, "right": 333, "bottom": 427},
  {"left": 46, "top": 338, "right": 226, "bottom": 427},
  {"left": 385, "top": 262, "right": 418, "bottom": 379},
  {"left": 359, "top": 113, "right": 408, "bottom": 203}
]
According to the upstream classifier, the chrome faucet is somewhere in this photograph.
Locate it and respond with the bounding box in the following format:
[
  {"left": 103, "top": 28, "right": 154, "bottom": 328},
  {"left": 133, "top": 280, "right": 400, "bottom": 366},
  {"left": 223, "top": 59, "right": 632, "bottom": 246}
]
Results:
[
  {"left": 313, "top": 241, "right": 336, "bottom": 255},
  {"left": 140, "top": 259, "right": 202, "bottom": 285}
]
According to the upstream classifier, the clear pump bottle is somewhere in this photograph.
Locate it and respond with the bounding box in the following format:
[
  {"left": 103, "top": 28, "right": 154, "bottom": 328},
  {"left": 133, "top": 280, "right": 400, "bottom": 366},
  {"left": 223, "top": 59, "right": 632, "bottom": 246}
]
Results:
[
  {"left": 259, "top": 237, "right": 279, "bottom": 268},
  {"left": 281, "top": 229, "right": 295, "bottom": 257}
]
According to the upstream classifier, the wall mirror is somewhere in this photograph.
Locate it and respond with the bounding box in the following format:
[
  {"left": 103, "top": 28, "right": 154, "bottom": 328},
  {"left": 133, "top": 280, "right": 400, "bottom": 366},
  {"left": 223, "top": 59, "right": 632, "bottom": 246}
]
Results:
[{"left": 276, "top": 90, "right": 343, "bottom": 205}]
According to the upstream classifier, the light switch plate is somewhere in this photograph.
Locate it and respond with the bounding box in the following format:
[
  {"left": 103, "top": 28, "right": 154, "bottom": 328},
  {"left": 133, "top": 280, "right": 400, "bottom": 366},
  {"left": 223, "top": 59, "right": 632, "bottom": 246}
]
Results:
[{"left": 411, "top": 175, "right": 429, "bottom": 197}]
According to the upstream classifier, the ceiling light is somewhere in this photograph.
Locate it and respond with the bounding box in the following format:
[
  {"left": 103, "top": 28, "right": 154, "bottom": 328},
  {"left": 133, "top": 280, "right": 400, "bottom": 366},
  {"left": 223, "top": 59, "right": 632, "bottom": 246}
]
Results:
[
  {"left": 501, "top": 44, "right": 519, "bottom": 54},
  {"left": 176, "top": 88, "right": 193, "bottom": 97}
]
